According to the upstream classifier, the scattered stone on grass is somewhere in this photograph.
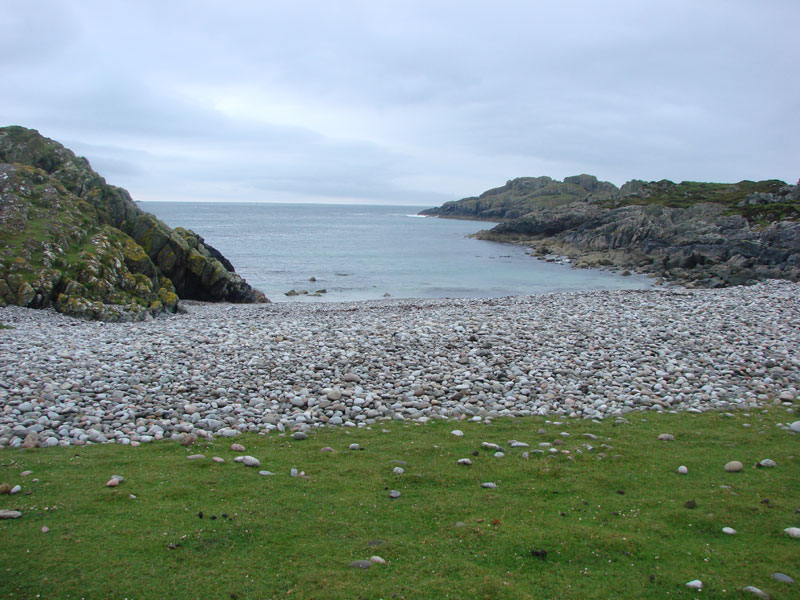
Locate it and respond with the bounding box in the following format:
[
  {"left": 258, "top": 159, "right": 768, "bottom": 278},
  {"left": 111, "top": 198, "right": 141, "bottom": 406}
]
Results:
[
  {"left": 510, "top": 441, "right": 529, "bottom": 448},
  {"left": 291, "top": 432, "right": 307, "bottom": 440},
  {"left": 494, "top": 452, "right": 505, "bottom": 458},
  {"left": 481, "top": 482, "right": 497, "bottom": 489},
  {"left": 320, "top": 447, "right": 334, "bottom": 453},
  {"left": 349, "top": 560, "right": 372, "bottom": 569},
  {"left": 657, "top": 433, "right": 674, "bottom": 441},
  {"left": 457, "top": 458, "right": 472, "bottom": 466},
  {"left": 9, "top": 485, "right": 21, "bottom": 495},
  {"left": 349, "top": 443, "right": 361, "bottom": 451},
  {"left": 106, "top": 478, "right": 120, "bottom": 487},
  {"left": 0, "top": 483, "right": 10, "bottom": 494},
  {"left": 41, "top": 526, "right": 49, "bottom": 533},
  {"left": 241, "top": 456, "right": 260, "bottom": 467},
  {"left": 481, "top": 442, "right": 500, "bottom": 450},
  {"left": 784, "top": 527, "right": 800, "bottom": 538},
  {"left": 741, "top": 586, "right": 770, "bottom": 599},
  {"left": 290, "top": 468, "right": 298, "bottom": 477},
  {"left": 451, "top": 430, "right": 464, "bottom": 437},
  {"left": 772, "top": 572, "right": 794, "bottom": 584},
  {"left": 259, "top": 470, "right": 275, "bottom": 476},
  {"left": 369, "top": 556, "right": 386, "bottom": 564},
  {"left": 725, "top": 461, "right": 744, "bottom": 472},
  {"left": 790, "top": 421, "right": 800, "bottom": 433},
  {"left": 20, "top": 471, "right": 32, "bottom": 477},
  {"left": 722, "top": 527, "right": 737, "bottom": 535},
  {"left": 388, "top": 490, "right": 401, "bottom": 499},
  {"left": 758, "top": 459, "right": 777, "bottom": 468},
  {"left": 686, "top": 579, "right": 703, "bottom": 590},
  {"left": 393, "top": 467, "right": 404, "bottom": 475},
  {"left": 187, "top": 454, "right": 205, "bottom": 460},
  {"left": 230, "top": 443, "right": 245, "bottom": 452},
  {"left": 0, "top": 510, "right": 21, "bottom": 519},
  {"left": 212, "top": 456, "right": 225, "bottom": 463},
  {"left": 677, "top": 466, "right": 688, "bottom": 475}
]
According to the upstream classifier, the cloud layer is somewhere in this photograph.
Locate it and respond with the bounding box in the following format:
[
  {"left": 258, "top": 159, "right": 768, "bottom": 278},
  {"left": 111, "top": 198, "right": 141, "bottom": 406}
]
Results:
[{"left": 2, "top": 0, "right": 798, "bottom": 205}]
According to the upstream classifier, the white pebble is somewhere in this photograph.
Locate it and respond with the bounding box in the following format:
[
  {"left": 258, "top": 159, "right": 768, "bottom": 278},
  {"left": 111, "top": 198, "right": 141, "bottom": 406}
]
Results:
[{"left": 677, "top": 466, "right": 688, "bottom": 475}]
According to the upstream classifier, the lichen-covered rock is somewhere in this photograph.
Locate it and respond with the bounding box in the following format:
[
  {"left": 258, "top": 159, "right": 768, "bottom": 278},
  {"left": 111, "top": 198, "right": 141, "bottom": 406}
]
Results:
[{"left": 0, "top": 126, "right": 268, "bottom": 320}]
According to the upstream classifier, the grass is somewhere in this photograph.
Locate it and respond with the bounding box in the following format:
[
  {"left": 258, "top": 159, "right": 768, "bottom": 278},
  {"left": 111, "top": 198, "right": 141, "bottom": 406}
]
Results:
[{"left": 1, "top": 407, "right": 798, "bottom": 599}]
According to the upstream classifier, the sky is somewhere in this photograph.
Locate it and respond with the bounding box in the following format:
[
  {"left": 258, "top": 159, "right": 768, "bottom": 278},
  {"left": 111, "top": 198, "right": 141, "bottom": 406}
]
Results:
[{"left": 2, "top": 1, "right": 798, "bottom": 206}]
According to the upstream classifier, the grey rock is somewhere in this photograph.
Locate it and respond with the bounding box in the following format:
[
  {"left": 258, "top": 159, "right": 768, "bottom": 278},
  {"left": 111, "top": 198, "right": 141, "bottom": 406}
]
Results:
[
  {"left": 9, "top": 485, "right": 21, "bottom": 495},
  {"left": 349, "top": 560, "right": 372, "bottom": 569},
  {"left": 772, "top": 572, "right": 794, "bottom": 584},
  {"left": 388, "top": 490, "right": 401, "bottom": 499},
  {"left": 481, "top": 482, "right": 497, "bottom": 488},
  {"left": 741, "top": 586, "right": 770, "bottom": 599},
  {"left": 241, "top": 456, "right": 260, "bottom": 467},
  {"left": 291, "top": 432, "right": 308, "bottom": 441},
  {"left": 186, "top": 454, "right": 205, "bottom": 460},
  {"left": 0, "top": 510, "right": 22, "bottom": 519},
  {"left": 657, "top": 433, "right": 674, "bottom": 441},
  {"left": 725, "top": 461, "right": 744, "bottom": 472},
  {"left": 457, "top": 458, "right": 472, "bottom": 466},
  {"left": 758, "top": 459, "right": 777, "bottom": 468}
]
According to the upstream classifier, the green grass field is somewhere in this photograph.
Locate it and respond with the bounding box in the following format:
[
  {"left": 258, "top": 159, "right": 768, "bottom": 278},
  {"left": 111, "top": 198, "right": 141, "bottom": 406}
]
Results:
[{"left": 1, "top": 407, "right": 798, "bottom": 599}]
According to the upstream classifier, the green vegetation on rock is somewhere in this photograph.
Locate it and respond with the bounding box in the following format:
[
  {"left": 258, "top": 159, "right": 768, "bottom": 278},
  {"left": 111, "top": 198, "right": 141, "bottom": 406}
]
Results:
[{"left": 0, "top": 126, "right": 267, "bottom": 320}]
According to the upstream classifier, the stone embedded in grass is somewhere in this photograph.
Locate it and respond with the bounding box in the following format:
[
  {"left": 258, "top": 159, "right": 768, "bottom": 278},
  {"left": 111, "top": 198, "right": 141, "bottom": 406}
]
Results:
[
  {"left": 369, "top": 556, "right": 386, "bottom": 564},
  {"left": 481, "top": 482, "right": 497, "bottom": 489},
  {"left": 0, "top": 483, "right": 10, "bottom": 494},
  {"left": 758, "top": 459, "right": 777, "bottom": 468},
  {"left": 725, "top": 461, "right": 744, "bottom": 472},
  {"left": 258, "top": 471, "right": 275, "bottom": 476},
  {"left": 521, "top": 452, "right": 530, "bottom": 459},
  {"left": 772, "top": 572, "right": 794, "bottom": 584},
  {"left": 481, "top": 442, "right": 500, "bottom": 450},
  {"left": 494, "top": 452, "right": 505, "bottom": 458},
  {"left": 510, "top": 441, "right": 529, "bottom": 448},
  {"left": 349, "top": 560, "right": 372, "bottom": 569},
  {"left": 784, "top": 527, "right": 800, "bottom": 538},
  {"left": 41, "top": 526, "right": 49, "bottom": 533},
  {"left": 230, "top": 443, "right": 245, "bottom": 452},
  {"left": 290, "top": 468, "right": 298, "bottom": 477},
  {"left": 789, "top": 421, "right": 800, "bottom": 433},
  {"left": 291, "top": 432, "right": 308, "bottom": 441},
  {"left": 186, "top": 454, "right": 205, "bottom": 460},
  {"left": 241, "top": 456, "right": 260, "bottom": 467},
  {"left": 393, "top": 467, "right": 404, "bottom": 475},
  {"left": 741, "top": 586, "right": 770, "bottom": 599},
  {"left": 20, "top": 471, "right": 32, "bottom": 477},
  {"left": 677, "top": 466, "right": 688, "bottom": 475},
  {"left": 457, "top": 458, "right": 472, "bottom": 466},
  {"left": 349, "top": 443, "right": 361, "bottom": 451},
  {"left": 212, "top": 457, "right": 225, "bottom": 463},
  {"left": 320, "top": 447, "right": 334, "bottom": 453},
  {"left": 583, "top": 433, "right": 599, "bottom": 440},
  {"left": 10, "top": 485, "right": 21, "bottom": 495},
  {"left": 686, "top": 579, "right": 702, "bottom": 590},
  {"left": 389, "top": 490, "right": 401, "bottom": 499},
  {"left": 657, "top": 433, "right": 674, "bottom": 441},
  {"left": 0, "top": 510, "right": 22, "bottom": 519},
  {"left": 106, "top": 478, "right": 120, "bottom": 487},
  {"left": 722, "top": 527, "right": 737, "bottom": 535},
  {"left": 451, "top": 429, "right": 464, "bottom": 437}
]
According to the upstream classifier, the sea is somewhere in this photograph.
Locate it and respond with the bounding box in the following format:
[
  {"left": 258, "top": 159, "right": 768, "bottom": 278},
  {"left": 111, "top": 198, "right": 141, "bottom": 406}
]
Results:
[{"left": 138, "top": 202, "right": 652, "bottom": 303}]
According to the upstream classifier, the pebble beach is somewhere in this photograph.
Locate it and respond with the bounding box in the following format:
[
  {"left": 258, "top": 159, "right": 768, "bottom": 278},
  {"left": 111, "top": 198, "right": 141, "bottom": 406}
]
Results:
[{"left": 1, "top": 281, "right": 798, "bottom": 448}]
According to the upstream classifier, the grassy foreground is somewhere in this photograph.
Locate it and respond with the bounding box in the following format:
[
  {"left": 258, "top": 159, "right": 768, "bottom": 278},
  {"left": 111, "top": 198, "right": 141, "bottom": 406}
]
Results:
[{"left": 1, "top": 408, "right": 798, "bottom": 599}]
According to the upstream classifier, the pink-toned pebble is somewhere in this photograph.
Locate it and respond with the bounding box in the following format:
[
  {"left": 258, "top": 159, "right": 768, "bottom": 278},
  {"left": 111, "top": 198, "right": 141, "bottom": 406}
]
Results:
[
  {"left": 230, "top": 443, "right": 245, "bottom": 452},
  {"left": 213, "top": 457, "right": 225, "bottom": 463},
  {"left": 106, "top": 478, "right": 119, "bottom": 487},
  {"left": 41, "top": 526, "right": 50, "bottom": 533}
]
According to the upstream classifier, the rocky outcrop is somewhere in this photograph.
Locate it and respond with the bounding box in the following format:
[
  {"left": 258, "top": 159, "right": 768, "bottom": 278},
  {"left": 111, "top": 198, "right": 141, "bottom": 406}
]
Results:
[
  {"left": 423, "top": 175, "right": 800, "bottom": 287},
  {"left": 0, "top": 126, "right": 267, "bottom": 320}
]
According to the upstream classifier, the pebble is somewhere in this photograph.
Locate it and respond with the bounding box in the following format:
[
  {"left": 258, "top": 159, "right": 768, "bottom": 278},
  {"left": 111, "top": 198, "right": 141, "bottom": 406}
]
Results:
[
  {"left": 741, "top": 586, "right": 770, "bottom": 599},
  {"left": 784, "top": 527, "right": 800, "bottom": 538},
  {"left": 0, "top": 510, "right": 22, "bottom": 519},
  {"left": 0, "top": 483, "right": 10, "bottom": 494},
  {"left": 291, "top": 432, "right": 308, "bottom": 440},
  {"left": 241, "top": 456, "right": 260, "bottom": 467},
  {"left": 510, "top": 441, "right": 529, "bottom": 448},
  {"left": 258, "top": 470, "right": 275, "bottom": 476},
  {"left": 722, "top": 527, "right": 737, "bottom": 535},
  {"left": 20, "top": 471, "right": 32, "bottom": 477},
  {"left": 369, "top": 556, "right": 386, "bottom": 564},
  {"left": 41, "top": 526, "right": 49, "bottom": 533},
  {"left": 9, "top": 485, "right": 21, "bottom": 495},
  {"left": 106, "top": 478, "right": 120, "bottom": 487},
  {"left": 493, "top": 452, "right": 505, "bottom": 458},
  {"left": 758, "top": 459, "right": 777, "bottom": 468},
  {"left": 450, "top": 430, "right": 464, "bottom": 437},
  {"left": 320, "top": 447, "right": 334, "bottom": 453},
  {"left": 657, "top": 433, "right": 674, "bottom": 441},
  {"left": 481, "top": 482, "right": 497, "bottom": 488},
  {"left": 290, "top": 468, "right": 298, "bottom": 477},
  {"left": 725, "top": 461, "right": 744, "bottom": 472},
  {"left": 0, "top": 281, "right": 799, "bottom": 447},
  {"left": 230, "top": 443, "right": 245, "bottom": 452},
  {"left": 349, "top": 444, "right": 361, "bottom": 451},
  {"left": 393, "top": 467, "right": 404, "bottom": 475},
  {"left": 685, "top": 580, "right": 702, "bottom": 590},
  {"left": 772, "top": 572, "right": 794, "bottom": 584},
  {"left": 677, "top": 466, "right": 688, "bottom": 475},
  {"left": 481, "top": 442, "right": 500, "bottom": 450},
  {"left": 212, "top": 456, "right": 225, "bottom": 463},
  {"left": 388, "top": 490, "right": 401, "bottom": 499},
  {"left": 187, "top": 454, "right": 205, "bottom": 460},
  {"left": 457, "top": 458, "right": 472, "bottom": 466},
  {"left": 349, "top": 560, "right": 372, "bottom": 569}
]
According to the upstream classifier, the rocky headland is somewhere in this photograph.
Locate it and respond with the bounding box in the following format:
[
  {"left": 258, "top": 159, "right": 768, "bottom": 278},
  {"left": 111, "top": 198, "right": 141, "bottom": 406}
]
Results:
[
  {"left": 0, "top": 126, "right": 267, "bottom": 321},
  {"left": 421, "top": 175, "right": 800, "bottom": 287}
]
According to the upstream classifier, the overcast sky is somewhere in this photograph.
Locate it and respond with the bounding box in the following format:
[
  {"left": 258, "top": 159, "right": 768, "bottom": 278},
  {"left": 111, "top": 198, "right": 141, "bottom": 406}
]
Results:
[{"left": 2, "top": 1, "right": 798, "bottom": 206}]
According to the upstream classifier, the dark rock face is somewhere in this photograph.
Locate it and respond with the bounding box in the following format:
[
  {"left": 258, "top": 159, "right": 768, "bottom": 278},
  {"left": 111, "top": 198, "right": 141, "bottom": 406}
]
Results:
[
  {"left": 0, "top": 126, "right": 267, "bottom": 320},
  {"left": 424, "top": 175, "right": 800, "bottom": 287}
]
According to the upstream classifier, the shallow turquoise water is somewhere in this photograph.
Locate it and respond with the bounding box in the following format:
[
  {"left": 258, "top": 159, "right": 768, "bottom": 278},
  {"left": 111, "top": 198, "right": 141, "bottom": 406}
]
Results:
[{"left": 139, "top": 202, "right": 651, "bottom": 302}]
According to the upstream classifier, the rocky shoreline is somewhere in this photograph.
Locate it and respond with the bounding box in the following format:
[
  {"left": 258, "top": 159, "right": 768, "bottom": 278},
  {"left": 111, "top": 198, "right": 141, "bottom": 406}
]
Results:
[{"left": 1, "top": 281, "right": 798, "bottom": 448}]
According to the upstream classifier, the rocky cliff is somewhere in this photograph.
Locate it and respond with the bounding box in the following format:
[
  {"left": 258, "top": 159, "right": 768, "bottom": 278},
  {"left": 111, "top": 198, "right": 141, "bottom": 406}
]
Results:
[
  {"left": 0, "top": 126, "right": 267, "bottom": 320},
  {"left": 422, "top": 175, "right": 800, "bottom": 287}
]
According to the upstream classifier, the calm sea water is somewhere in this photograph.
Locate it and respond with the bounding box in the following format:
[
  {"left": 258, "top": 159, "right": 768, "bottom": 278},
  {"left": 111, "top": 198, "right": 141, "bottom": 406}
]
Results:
[{"left": 138, "top": 202, "right": 651, "bottom": 302}]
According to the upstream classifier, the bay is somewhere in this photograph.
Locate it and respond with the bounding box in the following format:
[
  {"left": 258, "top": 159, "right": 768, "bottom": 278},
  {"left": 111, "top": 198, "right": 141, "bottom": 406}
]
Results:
[{"left": 139, "top": 202, "right": 651, "bottom": 302}]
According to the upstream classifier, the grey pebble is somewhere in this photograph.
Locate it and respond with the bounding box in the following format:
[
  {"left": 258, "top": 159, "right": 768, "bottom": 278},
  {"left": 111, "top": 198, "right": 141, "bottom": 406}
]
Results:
[
  {"left": 393, "top": 467, "right": 404, "bottom": 474},
  {"left": 186, "top": 454, "right": 205, "bottom": 460},
  {"left": 259, "top": 470, "right": 275, "bottom": 476},
  {"left": 242, "top": 456, "right": 260, "bottom": 467},
  {"left": 349, "top": 560, "right": 372, "bottom": 569},
  {"left": 481, "top": 482, "right": 497, "bottom": 488},
  {"left": 759, "top": 459, "right": 777, "bottom": 468},
  {"left": 389, "top": 490, "right": 401, "bottom": 499},
  {"left": 291, "top": 432, "right": 308, "bottom": 440},
  {"left": 741, "top": 586, "right": 770, "bottom": 599},
  {"left": 0, "top": 510, "right": 22, "bottom": 519},
  {"left": 772, "top": 572, "right": 794, "bottom": 584}
]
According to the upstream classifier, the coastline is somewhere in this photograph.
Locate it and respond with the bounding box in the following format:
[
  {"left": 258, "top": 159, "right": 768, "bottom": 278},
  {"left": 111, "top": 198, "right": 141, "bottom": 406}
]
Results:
[{"left": 1, "top": 281, "right": 798, "bottom": 448}]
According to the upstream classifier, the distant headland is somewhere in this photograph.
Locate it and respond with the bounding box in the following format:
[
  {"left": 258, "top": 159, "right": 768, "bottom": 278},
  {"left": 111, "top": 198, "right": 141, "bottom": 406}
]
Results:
[{"left": 421, "top": 175, "right": 800, "bottom": 287}]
